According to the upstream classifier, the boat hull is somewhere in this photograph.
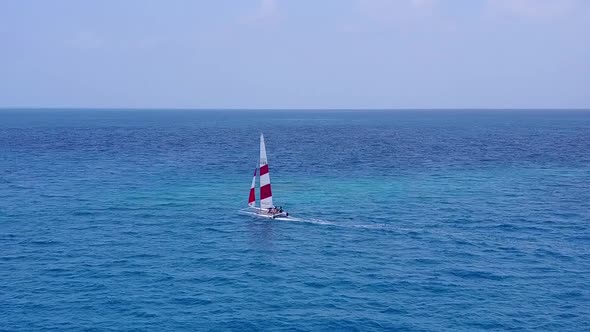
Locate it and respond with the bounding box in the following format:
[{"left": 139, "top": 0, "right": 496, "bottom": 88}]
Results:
[{"left": 239, "top": 207, "right": 289, "bottom": 219}]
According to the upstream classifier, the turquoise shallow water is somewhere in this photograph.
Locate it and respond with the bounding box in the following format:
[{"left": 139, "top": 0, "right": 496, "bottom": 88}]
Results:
[{"left": 1, "top": 109, "right": 589, "bottom": 331}]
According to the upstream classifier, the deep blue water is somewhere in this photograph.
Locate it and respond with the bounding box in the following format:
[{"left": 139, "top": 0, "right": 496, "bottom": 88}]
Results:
[{"left": 1, "top": 109, "right": 589, "bottom": 331}]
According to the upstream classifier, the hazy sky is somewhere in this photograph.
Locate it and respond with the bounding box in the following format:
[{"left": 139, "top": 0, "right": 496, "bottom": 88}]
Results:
[{"left": 1, "top": 0, "right": 589, "bottom": 109}]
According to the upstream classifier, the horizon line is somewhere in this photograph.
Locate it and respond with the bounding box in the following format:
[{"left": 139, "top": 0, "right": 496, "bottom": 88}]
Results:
[{"left": 1, "top": 107, "right": 590, "bottom": 112}]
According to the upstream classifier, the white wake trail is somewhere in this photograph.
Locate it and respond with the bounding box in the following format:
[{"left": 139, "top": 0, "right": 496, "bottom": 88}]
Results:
[{"left": 240, "top": 210, "right": 396, "bottom": 231}]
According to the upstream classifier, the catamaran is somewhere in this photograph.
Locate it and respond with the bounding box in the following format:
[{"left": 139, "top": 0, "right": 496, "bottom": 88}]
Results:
[{"left": 240, "top": 133, "right": 290, "bottom": 219}]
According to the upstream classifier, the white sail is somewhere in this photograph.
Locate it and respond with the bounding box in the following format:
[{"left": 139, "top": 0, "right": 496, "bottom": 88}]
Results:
[
  {"left": 248, "top": 168, "right": 256, "bottom": 207},
  {"left": 259, "top": 133, "right": 273, "bottom": 209}
]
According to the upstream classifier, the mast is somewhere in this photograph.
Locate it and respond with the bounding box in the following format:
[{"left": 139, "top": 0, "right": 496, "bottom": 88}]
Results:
[
  {"left": 259, "top": 133, "right": 273, "bottom": 209},
  {"left": 248, "top": 167, "right": 256, "bottom": 207}
]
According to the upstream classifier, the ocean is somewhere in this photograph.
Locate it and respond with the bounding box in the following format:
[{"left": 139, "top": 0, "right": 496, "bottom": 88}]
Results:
[{"left": 1, "top": 109, "right": 589, "bottom": 331}]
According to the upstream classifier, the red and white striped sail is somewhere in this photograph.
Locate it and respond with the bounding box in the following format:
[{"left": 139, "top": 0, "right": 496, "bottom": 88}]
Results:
[
  {"left": 259, "top": 133, "right": 273, "bottom": 209},
  {"left": 248, "top": 167, "right": 256, "bottom": 207}
]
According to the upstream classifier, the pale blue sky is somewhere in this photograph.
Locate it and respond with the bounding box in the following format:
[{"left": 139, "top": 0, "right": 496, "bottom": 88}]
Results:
[{"left": 1, "top": 0, "right": 589, "bottom": 109}]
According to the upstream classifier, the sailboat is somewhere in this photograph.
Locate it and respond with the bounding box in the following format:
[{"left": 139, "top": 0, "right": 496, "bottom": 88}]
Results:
[{"left": 241, "top": 133, "right": 289, "bottom": 219}]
